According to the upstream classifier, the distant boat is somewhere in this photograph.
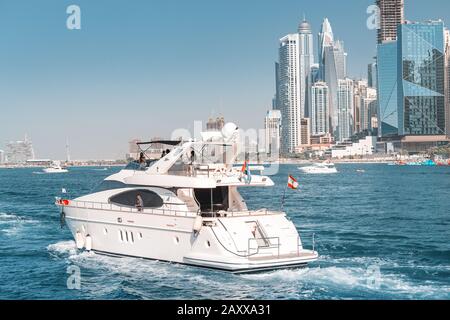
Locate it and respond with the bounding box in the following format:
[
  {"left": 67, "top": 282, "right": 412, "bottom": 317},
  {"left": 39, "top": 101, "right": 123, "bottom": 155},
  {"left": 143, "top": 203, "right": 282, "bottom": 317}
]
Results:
[
  {"left": 421, "top": 159, "right": 436, "bottom": 166},
  {"left": 43, "top": 161, "right": 68, "bottom": 174},
  {"left": 356, "top": 169, "right": 365, "bottom": 173},
  {"left": 299, "top": 162, "right": 338, "bottom": 174}
]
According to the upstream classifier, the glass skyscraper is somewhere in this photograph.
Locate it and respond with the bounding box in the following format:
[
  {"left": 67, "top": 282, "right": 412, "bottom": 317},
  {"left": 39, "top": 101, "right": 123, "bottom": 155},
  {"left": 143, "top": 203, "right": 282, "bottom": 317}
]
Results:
[
  {"left": 324, "top": 40, "right": 347, "bottom": 138},
  {"left": 397, "top": 21, "right": 446, "bottom": 136},
  {"left": 377, "top": 41, "right": 398, "bottom": 136}
]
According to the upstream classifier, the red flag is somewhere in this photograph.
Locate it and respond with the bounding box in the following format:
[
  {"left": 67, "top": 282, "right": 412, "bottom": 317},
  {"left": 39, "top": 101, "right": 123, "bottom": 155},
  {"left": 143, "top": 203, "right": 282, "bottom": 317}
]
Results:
[
  {"left": 287, "top": 175, "right": 299, "bottom": 190},
  {"left": 241, "top": 161, "right": 247, "bottom": 173}
]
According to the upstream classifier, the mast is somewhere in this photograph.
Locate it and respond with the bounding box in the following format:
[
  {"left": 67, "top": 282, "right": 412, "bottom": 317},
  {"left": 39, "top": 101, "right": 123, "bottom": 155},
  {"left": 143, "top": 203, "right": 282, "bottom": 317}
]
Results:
[{"left": 66, "top": 138, "right": 71, "bottom": 162}]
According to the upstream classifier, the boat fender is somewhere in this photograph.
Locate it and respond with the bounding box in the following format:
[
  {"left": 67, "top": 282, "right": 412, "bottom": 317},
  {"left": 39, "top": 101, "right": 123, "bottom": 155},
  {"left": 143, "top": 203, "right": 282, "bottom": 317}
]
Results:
[
  {"left": 85, "top": 235, "right": 92, "bottom": 251},
  {"left": 193, "top": 216, "right": 203, "bottom": 234},
  {"left": 60, "top": 209, "right": 65, "bottom": 229},
  {"left": 75, "top": 231, "right": 84, "bottom": 249}
]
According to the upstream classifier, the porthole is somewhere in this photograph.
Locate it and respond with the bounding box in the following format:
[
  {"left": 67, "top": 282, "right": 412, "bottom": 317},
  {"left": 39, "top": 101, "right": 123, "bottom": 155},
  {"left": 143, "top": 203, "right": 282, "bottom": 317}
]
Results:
[
  {"left": 174, "top": 236, "right": 180, "bottom": 245},
  {"left": 206, "top": 240, "right": 211, "bottom": 248},
  {"left": 103, "top": 228, "right": 108, "bottom": 235},
  {"left": 139, "top": 232, "right": 143, "bottom": 239}
]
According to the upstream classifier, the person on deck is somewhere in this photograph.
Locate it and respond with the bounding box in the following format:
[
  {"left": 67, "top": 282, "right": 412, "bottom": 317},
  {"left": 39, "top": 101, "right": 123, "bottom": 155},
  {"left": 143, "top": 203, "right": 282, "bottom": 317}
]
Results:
[
  {"left": 135, "top": 194, "right": 144, "bottom": 212},
  {"left": 138, "top": 152, "right": 146, "bottom": 170}
]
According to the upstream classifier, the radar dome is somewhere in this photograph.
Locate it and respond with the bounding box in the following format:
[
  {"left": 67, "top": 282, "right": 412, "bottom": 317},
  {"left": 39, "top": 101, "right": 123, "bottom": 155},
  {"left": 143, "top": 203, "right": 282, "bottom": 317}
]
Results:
[{"left": 221, "top": 122, "right": 238, "bottom": 139}]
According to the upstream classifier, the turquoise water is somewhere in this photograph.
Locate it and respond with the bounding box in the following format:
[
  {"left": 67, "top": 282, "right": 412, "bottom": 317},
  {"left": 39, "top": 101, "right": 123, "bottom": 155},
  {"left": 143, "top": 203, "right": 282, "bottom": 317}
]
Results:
[{"left": 0, "top": 164, "right": 449, "bottom": 299}]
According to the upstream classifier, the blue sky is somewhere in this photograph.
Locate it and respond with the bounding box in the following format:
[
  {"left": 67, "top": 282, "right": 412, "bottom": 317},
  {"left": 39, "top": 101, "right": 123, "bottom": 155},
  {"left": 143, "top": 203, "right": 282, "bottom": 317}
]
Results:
[{"left": 1, "top": 0, "right": 449, "bottom": 159}]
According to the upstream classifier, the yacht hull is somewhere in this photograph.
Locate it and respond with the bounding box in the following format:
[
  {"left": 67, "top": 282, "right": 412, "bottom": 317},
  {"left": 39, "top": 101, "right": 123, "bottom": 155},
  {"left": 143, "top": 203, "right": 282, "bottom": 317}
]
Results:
[{"left": 62, "top": 206, "right": 318, "bottom": 273}]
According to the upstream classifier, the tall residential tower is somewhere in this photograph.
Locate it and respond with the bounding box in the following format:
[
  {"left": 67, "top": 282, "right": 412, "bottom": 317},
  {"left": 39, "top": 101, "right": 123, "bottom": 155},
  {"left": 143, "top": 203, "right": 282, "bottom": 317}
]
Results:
[
  {"left": 376, "top": 0, "right": 405, "bottom": 43},
  {"left": 277, "top": 19, "right": 314, "bottom": 154}
]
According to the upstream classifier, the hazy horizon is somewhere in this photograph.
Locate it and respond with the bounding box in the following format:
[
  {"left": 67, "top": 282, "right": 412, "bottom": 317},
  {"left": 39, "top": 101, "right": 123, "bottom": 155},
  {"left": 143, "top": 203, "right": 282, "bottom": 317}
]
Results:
[{"left": 1, "top": 0, "right": 449, "bottom": 160}]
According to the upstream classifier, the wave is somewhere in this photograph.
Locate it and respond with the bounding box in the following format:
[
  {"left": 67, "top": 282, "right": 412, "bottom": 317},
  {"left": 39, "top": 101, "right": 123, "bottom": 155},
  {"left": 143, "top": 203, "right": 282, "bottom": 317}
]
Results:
[
  {"left": 45, "top": 240, "right": 450, "bottom": 299},
  {"left": 0, "top": 212, "right": 40, "bottom": 236},
  {"left": 242, "top": 263, "right": 450, "bottom": 299}
]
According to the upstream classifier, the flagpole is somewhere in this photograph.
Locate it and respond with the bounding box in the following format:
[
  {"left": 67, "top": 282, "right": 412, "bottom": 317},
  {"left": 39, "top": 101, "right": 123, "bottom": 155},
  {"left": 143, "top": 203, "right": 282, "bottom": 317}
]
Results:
[{"left": 280, "top": 174, "right": 289, "bottom": 211}]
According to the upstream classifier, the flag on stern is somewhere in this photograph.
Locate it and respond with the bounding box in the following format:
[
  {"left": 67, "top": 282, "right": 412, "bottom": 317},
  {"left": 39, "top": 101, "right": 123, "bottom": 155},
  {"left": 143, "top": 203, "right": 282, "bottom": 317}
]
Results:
[
  {"left": 287, "top": 175, "right": 299, "bottom": 190},
  {"left": 241, "top": 161, "right": 252, "bottom": 184}
]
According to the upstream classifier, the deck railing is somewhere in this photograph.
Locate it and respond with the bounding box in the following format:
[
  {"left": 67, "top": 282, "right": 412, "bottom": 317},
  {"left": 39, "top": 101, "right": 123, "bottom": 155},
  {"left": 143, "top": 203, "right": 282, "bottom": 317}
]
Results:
[{"left": 57, "top": 199, "right": 281, "bottom": 218}]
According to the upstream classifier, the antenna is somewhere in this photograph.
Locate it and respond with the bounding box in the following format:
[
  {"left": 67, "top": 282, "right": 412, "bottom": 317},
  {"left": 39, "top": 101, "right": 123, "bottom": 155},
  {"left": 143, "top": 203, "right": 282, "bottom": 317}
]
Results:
[{"left": 66, "top": 138, "right": 71, "bottom": 162}]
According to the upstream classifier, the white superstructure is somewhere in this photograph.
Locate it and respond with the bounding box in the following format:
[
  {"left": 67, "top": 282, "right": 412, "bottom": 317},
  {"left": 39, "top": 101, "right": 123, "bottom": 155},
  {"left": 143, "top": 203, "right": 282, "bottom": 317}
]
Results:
[
  {"left": 43, "top": 161, "right": 68, "bottom": 173},
  {"left": 56, "top": 124, "right": 318, "bottom": 273},
  {"left": 299, "top": 162, "right": 338, "bottom": 174}
]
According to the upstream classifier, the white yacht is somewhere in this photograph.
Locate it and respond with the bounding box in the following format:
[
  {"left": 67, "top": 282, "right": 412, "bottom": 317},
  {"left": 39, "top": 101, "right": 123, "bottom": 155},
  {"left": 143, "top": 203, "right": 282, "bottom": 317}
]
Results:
[
  {"left": 299, "top": 161, "right": 338, "bottom": 174},
  {"left": 56, "top": 123, "right": 318, "bottom": 273},
  {"left": 43, "top": 161, "right": 68, "bottom": 174}
]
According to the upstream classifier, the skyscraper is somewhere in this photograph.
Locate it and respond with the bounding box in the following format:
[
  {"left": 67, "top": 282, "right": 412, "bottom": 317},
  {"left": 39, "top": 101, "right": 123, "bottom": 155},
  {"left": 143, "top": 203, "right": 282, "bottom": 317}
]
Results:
[
  {"left": 311, "top": 82, "right": 330, "bottom": 136},
  {"left": 337, "top": 79, "right": 354, "bottom": 142},
  {"left": 264, "top": 110, "right": 282, "bottom": 155},
  {"left": 324, "top": 40, "right": 347, "bottom": 137},
  {"left": 353, "top": 80, "right": 368, "bottom": 134},
  {"left": 368, "top": 62, "right": 378, "bottom": 88},
  {"left": 376, "top": 0, "right": 405, "bottom": 44},
  {"left": 273, "top": 62, "right": 280, "bottom": 110},
  {"left": 278, "top": 33, "right": 302, "bottom": 154},
  {"left": 318, "top": 18, "right": 334, "bottom": 81},
  {"left": 5, "top": 135, "right": 35, "bottom": 164},
  {"left": 277, "top": 19, "right": 314, "bottom": 154},
  {"left": 397, "top": 21, "right": 446, "bottom": 136},
  {"left": 377, "top": 41, "right": 399, "bottom": 136},
  {"left": 298, "top": 19, "right": 315, "bottom": 118},
  {"left": 361, "top": 88, "right": 378, "bottom": 132}
]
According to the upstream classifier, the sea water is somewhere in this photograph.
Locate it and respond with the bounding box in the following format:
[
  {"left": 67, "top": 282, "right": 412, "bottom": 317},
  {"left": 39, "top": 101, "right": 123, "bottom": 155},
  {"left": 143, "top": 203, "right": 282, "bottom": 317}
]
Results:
[{"left": 0, "top": 164, "right": 449, "bottom": 299}]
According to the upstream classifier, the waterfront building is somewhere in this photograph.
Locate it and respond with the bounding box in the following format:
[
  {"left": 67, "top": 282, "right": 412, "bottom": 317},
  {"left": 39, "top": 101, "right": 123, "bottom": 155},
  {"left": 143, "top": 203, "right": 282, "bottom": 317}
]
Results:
[
  {"left": 324, "top": 40, "right": 347, "bottom": 137},
  {"left": 318, "top": 18, "right": 334, "bottom": 81},
  {"left": 278, "top": 33, "right": 301, "bottom": 154},
  {"left": 294, "top": 118, "right": 311, "bottom": 153},
  {"left": 298, "top": 19, "right": 315, "bottom": 119},
  {"left": 5, "top": 136, "right": 35, "bottom": 164},
  {"left": 0, "top": 150, "right": 4, "bottom": 164},
  {"left": 126, "top": 138, "right": 164, "bottom": 160},
  {"left": 277, "top": 18, "right": 314, "bottom": 154},
  {"left": 397, "top": 21, "right": 446, "bottom": 136},
  {"left": 311, "top": 82, "right": 330, "bottom": 136},
  {"left": 362, "top": 87, "right": 378, "bottom": 132},
  {"left": 376, "top": 0, "right": 405, "bottom": 44},
  {"left": 300, "top": 118, "right": 311, "bottom": 147},
  {"left": 264, "top": 110, "right": 281, "bottom": 156},
  {"left": 330, "top": 136, "right": 377, "bottom": 159},
  {"left": 377, "top": 40, "right": 399, "bottom": 136},
  {"left": 376, "top": 0, "right": 405, "bottom": 137},
  {"left": 353, "top": 80, "right": 368, "bottom": 134},
  {"left": 206, "top": 116, "right": 225, "bottom": 131},
  {"left": 337, "top": 79, "right": 354, "bottom": 142}
]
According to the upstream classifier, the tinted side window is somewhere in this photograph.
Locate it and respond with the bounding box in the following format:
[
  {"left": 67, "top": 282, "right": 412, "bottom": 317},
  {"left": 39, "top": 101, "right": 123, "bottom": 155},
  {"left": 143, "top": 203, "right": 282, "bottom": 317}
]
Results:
[{"left": 109, "top": 190, "right": 164, "bottom": 208}]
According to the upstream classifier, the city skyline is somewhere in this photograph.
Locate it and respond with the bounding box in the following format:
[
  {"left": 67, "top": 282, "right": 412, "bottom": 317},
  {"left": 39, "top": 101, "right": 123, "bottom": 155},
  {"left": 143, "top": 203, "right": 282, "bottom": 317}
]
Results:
[{"left": 2, "top": 0, "right": 450, "bottom": 159}]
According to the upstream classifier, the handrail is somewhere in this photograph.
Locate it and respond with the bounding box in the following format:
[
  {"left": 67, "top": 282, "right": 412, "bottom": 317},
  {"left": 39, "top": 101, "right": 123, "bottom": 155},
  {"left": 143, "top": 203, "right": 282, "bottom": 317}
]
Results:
[
  {"left": 57, "top": 199, "right": 281, "bottom": 218},
  {"left": 248, "top": 237, "right": 280, "bottom": 258}
]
